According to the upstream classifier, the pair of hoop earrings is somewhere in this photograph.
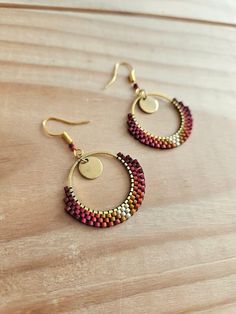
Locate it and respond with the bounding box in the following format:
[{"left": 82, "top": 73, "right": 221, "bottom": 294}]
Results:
[{"left": 42, "top": 62, "right": 193, "bottom": 228}]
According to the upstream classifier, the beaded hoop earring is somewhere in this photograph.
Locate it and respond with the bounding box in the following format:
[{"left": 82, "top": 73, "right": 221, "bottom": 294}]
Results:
[
  {"left": 42, "top": 117, "right": 145, "bottom": 228},
  {"left": 105, "top": 62, "right": 193, "bottom": 149}
]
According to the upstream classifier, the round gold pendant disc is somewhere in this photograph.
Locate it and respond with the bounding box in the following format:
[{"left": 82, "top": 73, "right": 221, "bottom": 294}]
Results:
[
  {"left": 78, "top": 156, "right": 103, "bottom": 180},
  {"left": 139, "top": 96, "right": 159, "bottom": 114}
]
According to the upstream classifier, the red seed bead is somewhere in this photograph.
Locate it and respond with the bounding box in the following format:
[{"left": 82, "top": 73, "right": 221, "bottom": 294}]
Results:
[
  {"left": 102, "top": 222, "right": 107, "bottom": 228},
  {"left": 64, "top": 186, "right": 69, "bottom": 192},
  {"left": 69, "top": 143, "right": 76, "bottom": 151},
  {"left": 133, "top": 83, "right": 139, "bottom": 90},
  {"left": 63, "top": 197, "right": 69, "bottom": 203},
  {"left": 75, "top": 209, "right": 80, "bottom": 215}
]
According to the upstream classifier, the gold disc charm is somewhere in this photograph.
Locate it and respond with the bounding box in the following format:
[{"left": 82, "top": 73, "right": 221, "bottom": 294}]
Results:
[
  {"left": 139, "top": 96, "right": 159, "bottom": 114},
  {"left": 78, "top": 156, "right": 103, "bottom": 180}
]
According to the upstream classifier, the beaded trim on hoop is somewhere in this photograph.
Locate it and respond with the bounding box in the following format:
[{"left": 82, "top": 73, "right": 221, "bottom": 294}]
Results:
[
  {"left": 63, "top": 152, "right": 146, "bottom": 228},
  {"left": 127, "top": 98, "right": 193, "bottom": 149}
]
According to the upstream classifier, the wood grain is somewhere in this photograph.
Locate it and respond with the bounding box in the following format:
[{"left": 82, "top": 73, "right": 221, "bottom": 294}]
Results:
[
  {"left": 0, "top": 0, "right": 236, "bottom": 26},
  {"left": 0, "top": 5, "right": 236, "bottom": 314}
]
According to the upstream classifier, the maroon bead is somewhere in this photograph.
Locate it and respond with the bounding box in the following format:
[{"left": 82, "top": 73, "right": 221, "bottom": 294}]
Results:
[
  {"left": 75, "top": 209, "right": 81, "bottom": 215},
  {"left": 63, "top": 197, "right": 69, "bottom": 203},
  {"left": 69, "top": 143, "right": 76, "bottom": 151},
  {"left": 133, "top": 83, "right": 139, "bottom": 90}
]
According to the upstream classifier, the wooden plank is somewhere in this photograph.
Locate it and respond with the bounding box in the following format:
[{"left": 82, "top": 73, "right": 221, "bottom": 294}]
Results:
[
  {"left": 0, "top": 7, "right": 236, "bottom": 314},
  {"left": 0, "top": 0, "right": 236, "bottom": 26}
]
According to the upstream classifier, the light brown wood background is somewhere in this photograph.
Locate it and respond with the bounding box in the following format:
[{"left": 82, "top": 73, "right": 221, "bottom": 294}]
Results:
[{"left": 0, "top": 2, "right": 236, "bottom": 314}]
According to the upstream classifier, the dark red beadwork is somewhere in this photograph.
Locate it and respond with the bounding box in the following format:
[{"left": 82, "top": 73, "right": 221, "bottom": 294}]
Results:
[
  {"left": 127, "top": 98, "right": 193, "bottom": 149},
  {"left": 63, "top": 153, "right": 146, "bottom": 228}
]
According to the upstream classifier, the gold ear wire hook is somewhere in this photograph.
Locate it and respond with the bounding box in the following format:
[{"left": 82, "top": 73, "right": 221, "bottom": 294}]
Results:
[
  {"left": 104, "top": 62, "right": 136, "bottom": 90},
  {"left": 42, "top": 117, "right": 90, "bottom": 145}
]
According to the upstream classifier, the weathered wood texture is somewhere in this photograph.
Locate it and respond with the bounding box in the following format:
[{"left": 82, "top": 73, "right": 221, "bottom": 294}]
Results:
[
  {"left": 0, "top": 1, "right": 236, "bottom": 25},
  {"left": 0, "top": 4, "right": 236, "bottom": 314}
]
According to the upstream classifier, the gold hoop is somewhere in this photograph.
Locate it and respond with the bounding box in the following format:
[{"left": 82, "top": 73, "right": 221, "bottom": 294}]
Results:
[
  {"left": 64, "top": 152, "right": 146, "bottom": 227},
  {"left": 128, "top": 94, "right": 193, "bottom": 149}
]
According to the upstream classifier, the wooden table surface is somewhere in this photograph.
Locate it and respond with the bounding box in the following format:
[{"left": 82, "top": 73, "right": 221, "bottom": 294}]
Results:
[{"left": 0, "top": 2, "right": 236, "bottom": 313}]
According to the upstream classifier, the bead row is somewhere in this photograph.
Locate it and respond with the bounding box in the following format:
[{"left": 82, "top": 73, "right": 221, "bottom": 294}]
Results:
[
  {"left": 63, "top": 153, "right": 146, "bottom": 228},
  {"left": 127, "top": 98, "right": 193, "bottom": 149}
]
